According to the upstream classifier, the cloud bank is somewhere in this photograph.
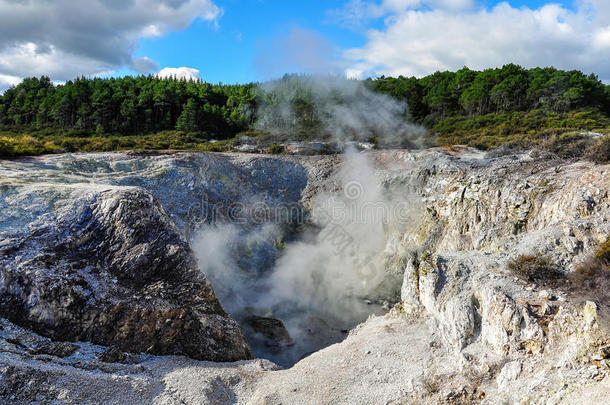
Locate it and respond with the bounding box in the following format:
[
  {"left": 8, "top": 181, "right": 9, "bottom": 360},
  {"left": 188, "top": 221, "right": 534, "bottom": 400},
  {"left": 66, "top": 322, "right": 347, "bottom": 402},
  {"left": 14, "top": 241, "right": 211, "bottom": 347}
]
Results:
[
  {"left": 0, "top": 0, "right": 220, "bottom": 83},
  {"left": 157, "top": 67, "right": 201, "bottom": 81},
  {"left": 339, "top": 0, "right": 610, "bottom": 81}
]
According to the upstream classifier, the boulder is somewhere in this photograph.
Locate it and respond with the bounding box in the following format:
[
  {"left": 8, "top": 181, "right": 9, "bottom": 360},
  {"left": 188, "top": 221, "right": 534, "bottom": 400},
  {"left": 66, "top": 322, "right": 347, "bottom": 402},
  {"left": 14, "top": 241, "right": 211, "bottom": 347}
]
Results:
[
  {"left": 0, "top": 185, "right": 251, "bottom": 361},
  {"left": 244, "top": 314, "right": 294, "bottom": 351}
]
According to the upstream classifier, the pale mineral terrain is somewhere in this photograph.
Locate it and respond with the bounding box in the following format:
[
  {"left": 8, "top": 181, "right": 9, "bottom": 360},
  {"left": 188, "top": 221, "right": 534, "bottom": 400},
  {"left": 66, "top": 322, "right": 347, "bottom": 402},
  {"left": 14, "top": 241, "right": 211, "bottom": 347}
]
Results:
[{"left": 0, "top": 147, "right": 608, "bottom": 404}]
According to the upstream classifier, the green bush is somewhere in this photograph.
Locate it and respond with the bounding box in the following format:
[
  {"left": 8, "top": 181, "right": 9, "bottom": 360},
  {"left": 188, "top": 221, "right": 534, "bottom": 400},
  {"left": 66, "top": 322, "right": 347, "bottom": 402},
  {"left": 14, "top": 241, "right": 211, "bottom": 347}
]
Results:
[{"left": 269, "top": 144, "right": 284, "bottom": 154}]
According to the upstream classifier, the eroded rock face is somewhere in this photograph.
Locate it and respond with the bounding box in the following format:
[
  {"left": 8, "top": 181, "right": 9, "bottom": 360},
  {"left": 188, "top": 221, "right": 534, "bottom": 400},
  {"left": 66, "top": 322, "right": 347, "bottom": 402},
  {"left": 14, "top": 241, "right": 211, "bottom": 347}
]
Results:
[
  {"left": 0, "top": 151, "right": 315, "bottom": 363},
  {"left": 0, "top": 185, "right": 251, "bottom": 361},
  {"left": 243, "top": 314, "right": 295, "bottom": 352},
  {"left": 375, "top": 148, "right": 609, "bottom": 257},
  {"left": 384, "top": 148, "right": 610, "bottom": 402}
]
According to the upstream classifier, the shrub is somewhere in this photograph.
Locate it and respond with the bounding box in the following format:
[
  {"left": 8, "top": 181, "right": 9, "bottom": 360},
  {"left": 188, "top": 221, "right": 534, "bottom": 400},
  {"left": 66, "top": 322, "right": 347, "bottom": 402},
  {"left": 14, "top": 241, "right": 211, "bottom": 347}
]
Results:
[
  {"left": 507, "top": 253, "right": 562, "bottom": 284},
  {"left": 269, "top": 144, "right": 284, "bottom": 154},
  {"left": 0, "top": 136, "right": 15, "bottom": 157},
  {"left": 0, "top": 135, "right": 60, "bottom": 158},
  {"left": 196, "top": 142, "right": 224, "bottom": 152},
  {"left": 585, "top": 134, "right": 610, "bottom": 164},
  {"left": 596, "top": 238, "right": 610, "bottom": 265},
  {"left": 570, "top": 238, "right": 610, "bottom": 289},
  {"left": 540, "top": 132, "right": 593, "bottom": 159}
]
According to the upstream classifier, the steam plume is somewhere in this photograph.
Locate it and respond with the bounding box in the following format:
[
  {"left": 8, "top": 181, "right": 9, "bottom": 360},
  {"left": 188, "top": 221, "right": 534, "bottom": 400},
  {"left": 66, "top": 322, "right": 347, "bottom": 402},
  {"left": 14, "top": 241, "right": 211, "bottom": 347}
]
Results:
[
  {"left": 194, "top": 75, "right": 425, "bottom": 366},
  {"left": 255, "top": 74, "right": 428, "bottom": 148}
]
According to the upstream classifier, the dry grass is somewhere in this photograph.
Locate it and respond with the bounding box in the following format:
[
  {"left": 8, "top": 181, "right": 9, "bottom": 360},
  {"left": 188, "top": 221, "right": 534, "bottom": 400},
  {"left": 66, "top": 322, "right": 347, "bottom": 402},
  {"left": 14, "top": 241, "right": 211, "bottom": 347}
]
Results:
[
  {"left": 585, "top": 135, "right": 610, "bottom": 164},
  {"left": 508, "top": 254, "right": 562, "bottom": 284},
  {"left": 595, "top": 238, "right": 610, "bottom": 264},
  {"left": 570, "top": 238, "right": 610, "bottom": 289}
]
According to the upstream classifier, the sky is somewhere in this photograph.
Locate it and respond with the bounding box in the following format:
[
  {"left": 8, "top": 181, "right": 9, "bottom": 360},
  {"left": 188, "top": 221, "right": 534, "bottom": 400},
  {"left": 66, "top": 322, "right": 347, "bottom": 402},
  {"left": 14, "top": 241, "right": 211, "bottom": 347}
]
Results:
[{"left": 0, "top": 0, "right": 608, "bottom": 92}]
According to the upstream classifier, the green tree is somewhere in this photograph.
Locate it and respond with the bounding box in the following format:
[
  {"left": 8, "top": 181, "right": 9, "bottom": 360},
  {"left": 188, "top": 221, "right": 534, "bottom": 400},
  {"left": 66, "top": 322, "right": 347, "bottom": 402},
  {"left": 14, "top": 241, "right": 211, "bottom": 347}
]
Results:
[{"left": 176, "top": 98, "right": 200, "bottom": 133}]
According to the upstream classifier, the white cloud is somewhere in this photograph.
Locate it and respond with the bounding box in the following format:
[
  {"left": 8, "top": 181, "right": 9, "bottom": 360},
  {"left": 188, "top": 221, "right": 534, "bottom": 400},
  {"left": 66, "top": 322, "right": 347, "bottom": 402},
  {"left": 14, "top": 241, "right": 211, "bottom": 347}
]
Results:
[
  {"left": 0, "top": 0, "right": 221, "bottom": 81},
  {"left": 593, "top": 26, "right": 610, "bottom": 49},
  {"left": 328, "top": 0, "right": 475, "bottom": 28},
  {"left": 342, "top": 0, "right": 610, "bottom": 80},
  {"left": 0, "top": 73, "right": 21, "bottom": 94},
  {"left": 157, "top": 67, "right": 201, "bottom": 81}
]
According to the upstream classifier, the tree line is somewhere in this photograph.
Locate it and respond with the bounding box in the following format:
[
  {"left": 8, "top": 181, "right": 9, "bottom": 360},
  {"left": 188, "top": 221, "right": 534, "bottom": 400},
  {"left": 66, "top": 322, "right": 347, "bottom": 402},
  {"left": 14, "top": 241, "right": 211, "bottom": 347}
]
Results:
[
  {"left": 368, "top": 64, "right": 610, "bottom": 126},
  {"left": 0, "top": 75, "right": 256, "bottom": 138},
  {"left": 1, "top": 64, "right": 610, "bottom": 140}
]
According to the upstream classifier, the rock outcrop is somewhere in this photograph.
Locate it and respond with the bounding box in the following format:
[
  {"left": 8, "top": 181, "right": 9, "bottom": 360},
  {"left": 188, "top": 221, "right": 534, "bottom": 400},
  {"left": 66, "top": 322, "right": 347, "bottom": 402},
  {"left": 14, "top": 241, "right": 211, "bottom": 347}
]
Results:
[
  {"left": 384, "top": 147, "right": 608, "bottom": 349},
  {"left": 0, "top": 151, "right": 312, "bottom": 364},
  {"left": 0, "top": 183, "right": 251, "bottom": 361}
]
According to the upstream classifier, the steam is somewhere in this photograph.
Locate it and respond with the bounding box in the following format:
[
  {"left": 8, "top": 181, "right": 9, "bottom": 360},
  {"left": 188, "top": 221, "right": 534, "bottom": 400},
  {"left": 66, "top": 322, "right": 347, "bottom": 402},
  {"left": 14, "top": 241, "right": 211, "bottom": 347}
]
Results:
[
  {"left": 254, "top": 28, "right": 342, "bottom": 80},
  {"left": 255, "top": 74, "right": 428, "bottom": 148},
  {"left": 192, "top": 221, "right": 284, "bottom": 315},
  {"left": 193, "top": 75, "right": 425, "bottom": 366},
  {"left": 269, "top": 148, "right": 391, "bottom": 313},
  {"left": 192, "top": 148, "right": 420, "bottom": 366}
]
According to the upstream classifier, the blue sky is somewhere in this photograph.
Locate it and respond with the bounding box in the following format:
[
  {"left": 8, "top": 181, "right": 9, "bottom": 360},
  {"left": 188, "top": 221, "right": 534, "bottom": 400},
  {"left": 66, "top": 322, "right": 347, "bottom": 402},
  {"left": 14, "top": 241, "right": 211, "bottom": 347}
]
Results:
[
  {"left": 128, "top": 0, "right": 576, "bottom": 83},
  {"left": 1, "top": 0, "right": 609, "bottom": 91},
  {"left": 129, "top": 0, "right": 370, "bottom": 83}
]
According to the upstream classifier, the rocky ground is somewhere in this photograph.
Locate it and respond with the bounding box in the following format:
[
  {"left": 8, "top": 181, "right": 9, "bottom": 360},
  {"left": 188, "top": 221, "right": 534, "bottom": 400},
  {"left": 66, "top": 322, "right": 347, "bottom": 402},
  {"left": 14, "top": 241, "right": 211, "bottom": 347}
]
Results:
[{"left": 0, "top": 147, "right": 608, "bottom": 404}]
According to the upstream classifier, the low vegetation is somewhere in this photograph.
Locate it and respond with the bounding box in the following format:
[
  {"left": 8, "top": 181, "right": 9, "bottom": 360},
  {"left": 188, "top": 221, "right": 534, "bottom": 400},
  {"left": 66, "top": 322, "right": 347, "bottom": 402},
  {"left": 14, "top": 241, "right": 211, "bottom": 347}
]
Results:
[
  {"left": 2, "top": 65, "right": 610, "bottom": 159},
  {"left": 585, "top": 135, "right": 610, "bottom": 163},
  {"left": 268, "top": 144, "right": 284, "bottom": 154},
  {"left": 434, "top": 110, "right": 610, "bottom": 152},
  {"left": 569, "top": 238, "right": 610, "bottom": 291},
  {"left": 0, "top": 131, "right": 232, "bottom": 157},
  {"left": 0, "top": 135, "right": 60, "bottom": 157},
  {"left": 595, "top": 238, "right": 610, "bottom": 266},
  {"left": 508, "top": 253, "right": 563, "bottom": 284},
  {"left": 540, "top": 132, "right": 610, "bottom": 161}
]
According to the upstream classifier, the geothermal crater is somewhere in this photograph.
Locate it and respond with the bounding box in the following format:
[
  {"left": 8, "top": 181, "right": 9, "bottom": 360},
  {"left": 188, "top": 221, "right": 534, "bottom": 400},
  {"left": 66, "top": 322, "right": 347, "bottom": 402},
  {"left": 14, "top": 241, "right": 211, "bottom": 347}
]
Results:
[
  {"left": 0, "top": 148, "right": 609, "bottom": 404},
  {"left": 0, "top": 150, "right": 396, "bottom": 368}
]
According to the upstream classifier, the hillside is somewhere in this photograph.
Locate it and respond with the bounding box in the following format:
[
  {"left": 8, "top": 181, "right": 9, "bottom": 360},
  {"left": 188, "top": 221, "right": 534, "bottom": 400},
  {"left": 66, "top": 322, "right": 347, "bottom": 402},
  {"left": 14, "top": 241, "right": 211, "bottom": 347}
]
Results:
[{"left": 1, "top": 65, "right": 610, "bottom": 161}]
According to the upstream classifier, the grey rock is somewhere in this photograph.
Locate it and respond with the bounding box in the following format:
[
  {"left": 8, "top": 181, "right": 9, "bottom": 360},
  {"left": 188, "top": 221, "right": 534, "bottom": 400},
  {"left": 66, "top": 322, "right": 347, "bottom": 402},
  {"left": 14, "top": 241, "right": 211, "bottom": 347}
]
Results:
[{"left": 0, "top": 185, "right": 251, "bottom": 361}]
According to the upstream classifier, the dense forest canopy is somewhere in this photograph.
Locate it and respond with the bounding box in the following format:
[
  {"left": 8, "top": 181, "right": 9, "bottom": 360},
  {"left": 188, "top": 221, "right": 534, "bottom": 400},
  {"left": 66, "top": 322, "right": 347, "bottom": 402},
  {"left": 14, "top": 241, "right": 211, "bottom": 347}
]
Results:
[
  {"left": 0, "top": 75, "right": 256, "bottom": 137},
  {"left": 369, "top": 65, "right": 609, "bottom": 123},
  {"left": 1, "top": 64, "right": 610, "bottom": 158}
]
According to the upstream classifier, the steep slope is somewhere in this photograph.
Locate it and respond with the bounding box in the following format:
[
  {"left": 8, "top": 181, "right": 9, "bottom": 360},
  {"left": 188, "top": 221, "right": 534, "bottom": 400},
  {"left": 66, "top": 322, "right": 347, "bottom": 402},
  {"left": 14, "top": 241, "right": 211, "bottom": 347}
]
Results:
[{"left": 0, "top": 184, "right": 251, "bottom": 361}]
